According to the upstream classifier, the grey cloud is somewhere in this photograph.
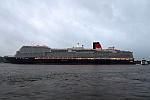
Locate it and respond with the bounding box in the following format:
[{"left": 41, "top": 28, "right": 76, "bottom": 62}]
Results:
[{"left": 0, "top": 0, "right": 150, "bottom": 60}]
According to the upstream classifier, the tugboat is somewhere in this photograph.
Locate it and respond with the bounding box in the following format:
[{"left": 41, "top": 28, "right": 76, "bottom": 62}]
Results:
[{"left": 141, "top": 58, "right": 148, "bottom": 65}]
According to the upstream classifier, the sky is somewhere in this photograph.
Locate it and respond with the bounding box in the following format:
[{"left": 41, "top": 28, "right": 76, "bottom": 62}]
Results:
[{"left": 0, "top": 0, "right": 150, "bottom": 60}]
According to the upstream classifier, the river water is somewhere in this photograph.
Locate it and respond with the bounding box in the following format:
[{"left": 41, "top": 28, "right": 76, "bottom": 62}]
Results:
[{"left": 0, "top": 64, "right": 150, "bottom": 100}]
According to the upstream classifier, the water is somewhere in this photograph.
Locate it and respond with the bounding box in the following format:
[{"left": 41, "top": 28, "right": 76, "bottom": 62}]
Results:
[{"left": 0, "top": 64, "right": 150, "bottom": 100}]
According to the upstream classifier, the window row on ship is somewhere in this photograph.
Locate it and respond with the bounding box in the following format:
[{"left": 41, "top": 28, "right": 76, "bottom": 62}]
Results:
[{"left": 15, "top": 52, "right": 133, "bottom": 58}]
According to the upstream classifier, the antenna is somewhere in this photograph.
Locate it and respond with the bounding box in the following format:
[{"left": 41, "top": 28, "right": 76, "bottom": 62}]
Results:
[{"left": 77, "top": 43, "right": 80, "bottom": 47}]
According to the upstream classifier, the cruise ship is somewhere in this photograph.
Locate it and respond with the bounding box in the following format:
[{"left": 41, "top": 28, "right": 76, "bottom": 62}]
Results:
[{"left": 4, "top": 42, "right": 134, "bottom": 64}]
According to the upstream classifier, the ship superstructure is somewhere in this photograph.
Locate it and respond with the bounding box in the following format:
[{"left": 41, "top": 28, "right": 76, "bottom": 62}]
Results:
[{"left": 4, "top": 42, "right": 134, "bottom": 64}]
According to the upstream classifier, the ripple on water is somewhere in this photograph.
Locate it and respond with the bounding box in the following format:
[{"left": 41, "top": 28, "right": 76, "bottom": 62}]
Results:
[{"left": 0, "top": 64, "right": 150, "bottom": 100}]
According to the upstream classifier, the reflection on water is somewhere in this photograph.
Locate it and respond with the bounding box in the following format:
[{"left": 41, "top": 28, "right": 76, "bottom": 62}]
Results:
[{"left": 0, "top": 64, "right": 150, "bottom": 100}]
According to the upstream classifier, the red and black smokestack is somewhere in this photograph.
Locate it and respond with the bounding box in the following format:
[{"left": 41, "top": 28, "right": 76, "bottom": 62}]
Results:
[{"left": 93, "top": 42, "right": 102, "bottom": 50}]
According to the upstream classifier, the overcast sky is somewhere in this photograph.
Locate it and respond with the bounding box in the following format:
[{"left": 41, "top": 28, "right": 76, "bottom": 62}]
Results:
[{"left": 0, "top": 0, "right": 150, "bottom": 60}]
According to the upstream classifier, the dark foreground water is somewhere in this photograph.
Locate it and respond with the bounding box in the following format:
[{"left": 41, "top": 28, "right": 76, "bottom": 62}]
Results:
[{"left": 0, "top": 64, "right": 150, "bottom": 100}]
